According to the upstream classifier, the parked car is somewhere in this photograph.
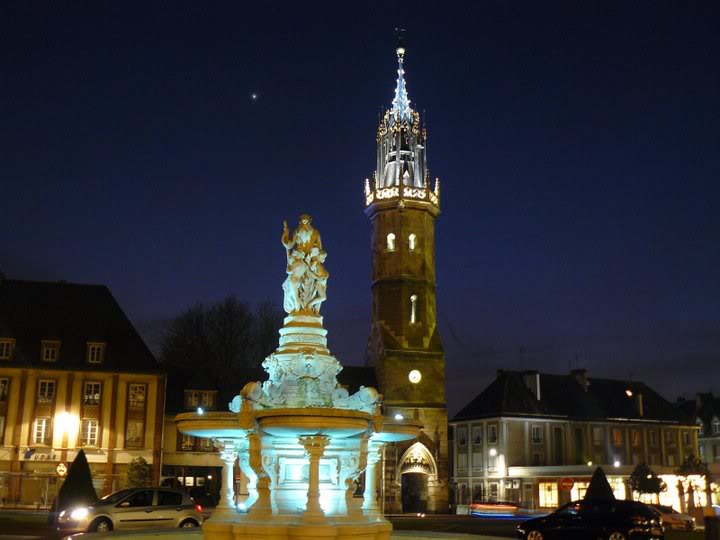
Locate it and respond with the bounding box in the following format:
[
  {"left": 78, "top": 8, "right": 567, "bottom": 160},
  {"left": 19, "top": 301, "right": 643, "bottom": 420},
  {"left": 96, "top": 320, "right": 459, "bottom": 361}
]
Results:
[
  {"left": 517, "top": 499, "right": 663, "bottom": 539},
  {"left": 57, "top": 487, "right": 203, "bottom": 534},
  {"left": 648, "top": 504, "right": 695, "bottom": 531}
]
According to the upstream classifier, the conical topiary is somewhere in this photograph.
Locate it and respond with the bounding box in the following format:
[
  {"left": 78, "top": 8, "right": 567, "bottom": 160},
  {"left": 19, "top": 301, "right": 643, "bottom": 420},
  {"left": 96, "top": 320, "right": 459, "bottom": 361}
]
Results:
[
  {"left": 584, "top": 466, "right": 615, "bottom": 501},
  {"left": 57, "top": 449, "right": 98, "bottom": 514}
]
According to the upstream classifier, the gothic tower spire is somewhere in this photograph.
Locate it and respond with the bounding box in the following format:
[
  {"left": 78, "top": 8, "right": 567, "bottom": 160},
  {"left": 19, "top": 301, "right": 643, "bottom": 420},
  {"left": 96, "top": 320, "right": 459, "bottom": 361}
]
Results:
[{"left": 364, "top": 44, "right": 448, "bottom": 514}]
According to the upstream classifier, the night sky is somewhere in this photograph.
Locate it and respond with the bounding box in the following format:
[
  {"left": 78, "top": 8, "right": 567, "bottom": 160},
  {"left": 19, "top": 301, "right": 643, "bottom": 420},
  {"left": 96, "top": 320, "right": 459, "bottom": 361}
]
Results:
[{"left": 2, "top": 2, "right": 719, "bottom": 415}]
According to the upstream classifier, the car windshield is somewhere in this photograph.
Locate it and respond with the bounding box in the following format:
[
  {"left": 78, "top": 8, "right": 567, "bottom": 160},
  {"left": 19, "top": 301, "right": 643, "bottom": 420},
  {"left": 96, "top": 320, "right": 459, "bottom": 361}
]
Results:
[{"left": 99, "top": 489, "right": 135, "bottom": 505}]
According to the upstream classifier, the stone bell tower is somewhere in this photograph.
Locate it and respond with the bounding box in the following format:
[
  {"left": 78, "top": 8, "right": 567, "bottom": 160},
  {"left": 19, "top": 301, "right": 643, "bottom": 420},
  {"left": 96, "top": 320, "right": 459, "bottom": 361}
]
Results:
[{"left": 364, "top": 44, "right": 448, "bottom": 514}]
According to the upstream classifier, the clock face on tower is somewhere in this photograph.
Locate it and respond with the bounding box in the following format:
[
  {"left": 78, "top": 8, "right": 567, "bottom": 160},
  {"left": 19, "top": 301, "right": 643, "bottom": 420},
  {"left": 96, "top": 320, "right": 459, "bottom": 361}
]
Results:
[{"left": 408, "top": 369, "right": 422, "bottom": 384}]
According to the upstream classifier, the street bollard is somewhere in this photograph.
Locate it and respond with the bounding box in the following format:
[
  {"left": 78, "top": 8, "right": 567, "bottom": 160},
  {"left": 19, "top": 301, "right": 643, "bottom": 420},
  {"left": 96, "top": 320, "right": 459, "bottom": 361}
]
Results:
[{"left": 706, "top": 507, "right": 720, "bottom": 540}]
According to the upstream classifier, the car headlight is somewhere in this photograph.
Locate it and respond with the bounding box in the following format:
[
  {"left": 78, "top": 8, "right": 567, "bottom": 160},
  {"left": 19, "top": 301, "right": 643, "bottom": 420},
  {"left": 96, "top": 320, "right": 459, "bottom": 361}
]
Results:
[
  {"left": 58, "top": 510, "right": 66, "bottom": 518},
  {"left": 70, "top": 507, "right": 90, "bottom": 520}
]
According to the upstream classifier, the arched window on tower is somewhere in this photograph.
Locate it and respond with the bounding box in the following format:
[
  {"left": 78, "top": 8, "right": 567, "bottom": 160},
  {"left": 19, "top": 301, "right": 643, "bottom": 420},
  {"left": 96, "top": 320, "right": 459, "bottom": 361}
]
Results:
[
  {"left": 410, "top": 294, "right": 418, "bottom": 324},
  {"left": 408, "top": 233, "right": 417, "bottom": 251},
  {"left": 387, "top": 233, "right": 396, "bottom": 252}
]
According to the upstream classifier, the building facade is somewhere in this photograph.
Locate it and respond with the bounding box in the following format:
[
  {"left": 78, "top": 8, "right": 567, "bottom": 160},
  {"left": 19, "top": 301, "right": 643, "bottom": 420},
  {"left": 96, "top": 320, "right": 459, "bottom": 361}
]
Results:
[
  {"left": 0, "top": 279, "right": 164, "bottom": 507},
  {"left": 679, "top": 392, "right": 720, "bottom": 505},
  {"left": 364, "top": 45, "right": 448, "bottom": 514},
  {"left": 450, "top": 369, "right": 702, "bottom": 512}
]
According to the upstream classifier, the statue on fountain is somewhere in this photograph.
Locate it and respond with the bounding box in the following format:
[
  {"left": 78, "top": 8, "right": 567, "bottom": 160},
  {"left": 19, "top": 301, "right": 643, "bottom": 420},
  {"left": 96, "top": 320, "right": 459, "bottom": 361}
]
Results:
[{"left": 281, "top": 214, "right": 329, "bottom": 315}]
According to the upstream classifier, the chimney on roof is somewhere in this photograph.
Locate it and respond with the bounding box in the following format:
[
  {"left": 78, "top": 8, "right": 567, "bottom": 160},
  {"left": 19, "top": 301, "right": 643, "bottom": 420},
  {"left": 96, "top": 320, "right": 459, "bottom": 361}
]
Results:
[
  {"left": 522, "top": 370, "right": 541, "bottom": 401},
  {"left": 571, "top": 368, "right": 589, "bottom": 391},
  {"left": 635, "top": 393, "right": 644, "bottom": 417},
  {"left": 696, "top": 393, "right": 703, "bottom": 409}
]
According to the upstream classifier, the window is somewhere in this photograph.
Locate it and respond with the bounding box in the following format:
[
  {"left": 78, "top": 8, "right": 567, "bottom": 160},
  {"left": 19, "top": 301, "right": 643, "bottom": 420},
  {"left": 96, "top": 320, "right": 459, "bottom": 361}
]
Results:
[
  {"left": 487, "top": 453, "right": 498, "bottom": 470},
  {"left": 683, "top": 432, "right": 691, "bottom": 446},
  {"left": 124, "top": 490, "right": 153, "bottom": 507},
  {"left": 157, "top": 491, "right": 182, "bottom": 507},
  {"left": 33, "top": 417, "right": 51, "bottom": 445},
  {"left": 697, "top": 418, "right": 704, "bottom": 436},
  {"left": 531, "top": 426, "right": 543, "bottom": 444},
  {"left": 126, "top": 420, "right": 144, "bottom": 448},
  {"left": 37, "top": 380, "right": 55, "bottom": 403},
  {"left": 712, "top": 417, "right": 720, "bottom": 435},
  {"left": 457, "top": 453, "right": 467, "bottom": 472},
  {"left": 184, "top": 390, "right": 217, "bottom": 410},
  {"left": 410, "top": 294, "right": 418, "bottom": 324},
  {"left": 539, "top": 482, "right": 558, "bottom": 507},
  {"left": 0, "top": 378, "right": 8, "bottom": 402},
  {"left": 0, "top": 416, "right": 4, "bottom": 440},
  {"left": 0, "top": 339, "right": 14, "bottom": 360},
  {"left": 488, "top": 482, "right": 499, "bottom": 502},
  {"left": 664, "top": 430, "right": 676, "bottom": 446},
  {"left": 668, "top": 454, "right": 676, "bottom": 466},
  {"left": 181, "top": 434, "right": 194, "bottom": 450},
  {"left": 532, "top": 452, "right": 542, "bottom": 466},
  {"left": 471, "top": 425, "right": 483, "bottom": 446},
  {"left": 87, "top": 342, "right": 105, "bottom": 364},
  {"left": 129, "top": 384, "right": 146, "bottom": 409},
  {"left": 487, "top": 424, "right": 498, "bottom": 444},
  {"left": 80, "top": 419, "right": 99, "bottom": 446},
  {"left": 632, "top": 430, "right": 640, "bottom": 447},
  {"left": 41, "top": 340, "right": 60, "bottom": 362},
  {"left": 592, "top": 427, "right": 604, "bottom": 446},
  {"left": 83, "top": 382, "right": 101, "bottom": 405},
  {"left": 612, "top": 429, "right": 623, "bottom": 447},
  {"left": 199, "top": 437, "right": 214, "bottom": 451},
  {"left": 472, "top": 451, "right": 483, "bottom": 471},
  {"left": 648, "top": 430, "right": 657, "bottom": 446},
  {"left": 456, "top": 426, "right": 467, "bottom": 447},
  {"left": 386, "top": 233, "right": 396, "bottom": 251},
  {"left": 408, "top": 233, "right": 417, "bottom": 251}
]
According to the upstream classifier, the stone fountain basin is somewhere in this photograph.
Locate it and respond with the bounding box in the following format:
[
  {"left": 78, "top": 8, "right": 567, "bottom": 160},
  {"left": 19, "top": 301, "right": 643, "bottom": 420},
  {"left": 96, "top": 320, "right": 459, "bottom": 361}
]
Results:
[
  {"left": 373, "top": 417, "right": 423, "bottom": 443},
  {"left": 175, "top": 411, "right": 252, "bottom": 439},
  {"left": 255, "top": 407, "right": 372, "bottom": 438}
]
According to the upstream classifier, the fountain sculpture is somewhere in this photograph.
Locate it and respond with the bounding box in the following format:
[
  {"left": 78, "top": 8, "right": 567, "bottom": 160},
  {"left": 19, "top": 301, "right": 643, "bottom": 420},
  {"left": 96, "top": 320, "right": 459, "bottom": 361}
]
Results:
[{"left": 176, "top": 214, "right": 421, "bottom": 540}]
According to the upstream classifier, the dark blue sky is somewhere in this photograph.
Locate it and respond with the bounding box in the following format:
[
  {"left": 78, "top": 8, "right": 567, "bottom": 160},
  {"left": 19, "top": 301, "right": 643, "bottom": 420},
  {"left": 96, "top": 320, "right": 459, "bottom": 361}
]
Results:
[{"left": 2, "top": 2, "right": 719, "bottom": 415}]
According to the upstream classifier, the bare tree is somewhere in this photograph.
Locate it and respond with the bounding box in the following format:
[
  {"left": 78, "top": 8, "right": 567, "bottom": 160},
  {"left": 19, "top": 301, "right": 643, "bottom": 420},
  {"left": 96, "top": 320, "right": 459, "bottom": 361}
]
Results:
[{"left": 160, "top": 297, "right": 283, "bottom": 386}]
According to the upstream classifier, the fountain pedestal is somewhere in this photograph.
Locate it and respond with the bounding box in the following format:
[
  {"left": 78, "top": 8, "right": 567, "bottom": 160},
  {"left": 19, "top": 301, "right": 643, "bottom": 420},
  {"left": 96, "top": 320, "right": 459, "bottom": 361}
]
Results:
[{"left": 175, "top": 215, "right": 423, "bottom": 539}]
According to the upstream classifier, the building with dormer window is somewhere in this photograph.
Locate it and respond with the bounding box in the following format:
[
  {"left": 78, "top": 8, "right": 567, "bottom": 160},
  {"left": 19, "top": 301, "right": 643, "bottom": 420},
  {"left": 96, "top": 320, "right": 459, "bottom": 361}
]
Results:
[
  {"left": 450, "top": 369, "right": 706, "bottom": 512},
  {"left": 0, "top": 279, "right": 164, "bottom": 507}
]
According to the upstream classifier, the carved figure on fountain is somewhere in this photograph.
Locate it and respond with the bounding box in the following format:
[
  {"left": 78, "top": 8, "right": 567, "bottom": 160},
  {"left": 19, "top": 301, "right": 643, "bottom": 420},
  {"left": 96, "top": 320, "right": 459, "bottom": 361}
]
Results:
[{"left": 281, "top": 215, "right": 329, "bottom": 316}]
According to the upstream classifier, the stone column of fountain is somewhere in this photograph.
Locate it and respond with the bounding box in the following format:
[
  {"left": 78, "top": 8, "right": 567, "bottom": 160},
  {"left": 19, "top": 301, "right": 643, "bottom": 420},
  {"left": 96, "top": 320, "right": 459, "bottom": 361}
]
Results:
[{"left": 176, "top": 215, "right": 422, "bottom": 540}]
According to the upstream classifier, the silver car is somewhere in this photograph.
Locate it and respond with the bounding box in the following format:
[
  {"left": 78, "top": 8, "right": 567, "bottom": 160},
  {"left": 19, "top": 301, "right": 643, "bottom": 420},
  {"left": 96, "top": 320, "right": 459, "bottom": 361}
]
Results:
[{"left": 57, "top": 487, "right": 203, "bottom": 533}]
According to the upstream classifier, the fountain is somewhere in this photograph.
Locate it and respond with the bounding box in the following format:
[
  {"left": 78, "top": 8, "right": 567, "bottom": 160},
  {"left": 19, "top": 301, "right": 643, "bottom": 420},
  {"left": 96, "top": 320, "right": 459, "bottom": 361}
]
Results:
[{"left": 176, "top": 214, "right": 421, "bottom": 540}]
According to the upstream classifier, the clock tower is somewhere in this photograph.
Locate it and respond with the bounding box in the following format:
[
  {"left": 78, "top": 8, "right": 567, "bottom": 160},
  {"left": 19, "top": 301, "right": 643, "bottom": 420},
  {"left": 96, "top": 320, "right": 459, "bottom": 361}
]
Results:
[{"left": 364, "top": 44, "right": 448, "bottom": 513}]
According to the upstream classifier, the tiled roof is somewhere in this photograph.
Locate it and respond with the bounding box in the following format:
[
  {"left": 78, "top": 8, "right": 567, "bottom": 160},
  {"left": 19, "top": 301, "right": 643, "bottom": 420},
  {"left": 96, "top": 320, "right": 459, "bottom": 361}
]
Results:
[
  {"left": 0, "top": 279, "right": 159, "bottom": 373},
  {"left": 452, "top": 369, "right": 691, "bottom": 425}
]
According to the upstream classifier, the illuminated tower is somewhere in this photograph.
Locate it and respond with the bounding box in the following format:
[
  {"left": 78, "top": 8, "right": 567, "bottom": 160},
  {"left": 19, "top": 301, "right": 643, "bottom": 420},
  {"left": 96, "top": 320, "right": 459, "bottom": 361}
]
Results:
[{"left": 364, "top": 44, "right": 448, "bottom": 514}]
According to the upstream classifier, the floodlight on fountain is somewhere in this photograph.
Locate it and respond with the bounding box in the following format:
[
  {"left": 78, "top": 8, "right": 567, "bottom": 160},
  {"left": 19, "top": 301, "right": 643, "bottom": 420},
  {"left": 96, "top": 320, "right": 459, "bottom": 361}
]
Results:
[
  {"left": 489, "top": 448, "right": 497, "bottom": 457},
  {"left": 394, "top": 413, "right": 404, "bottom": 421},
  {"left": 197, "top": 407, "right": 204, "bottom": 415},
  {"left": 587, "top": 461, "right": 593, "bottom": 467},
  {"left": 614, "top": 460, "right": 621, "bottom": 468}
]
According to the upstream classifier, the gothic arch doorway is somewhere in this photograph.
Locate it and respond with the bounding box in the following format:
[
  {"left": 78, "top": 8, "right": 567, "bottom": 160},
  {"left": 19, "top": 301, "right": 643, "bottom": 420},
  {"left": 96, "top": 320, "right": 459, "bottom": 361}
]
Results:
[{"left": 398, "top": 442, "right": 437, "bottom": 513}]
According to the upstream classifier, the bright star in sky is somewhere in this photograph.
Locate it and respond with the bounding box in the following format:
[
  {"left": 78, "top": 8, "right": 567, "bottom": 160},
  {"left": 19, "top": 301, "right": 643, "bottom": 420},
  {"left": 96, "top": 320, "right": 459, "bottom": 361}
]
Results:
[{"left": 250, "top": 92, "right": 258, "bottom": 101}]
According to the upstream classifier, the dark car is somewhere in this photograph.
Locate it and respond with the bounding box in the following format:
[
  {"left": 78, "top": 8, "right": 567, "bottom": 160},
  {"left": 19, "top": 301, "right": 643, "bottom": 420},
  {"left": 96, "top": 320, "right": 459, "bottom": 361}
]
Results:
[{"left": 517, "top": 499, "right": 663, "bottom": 540}]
